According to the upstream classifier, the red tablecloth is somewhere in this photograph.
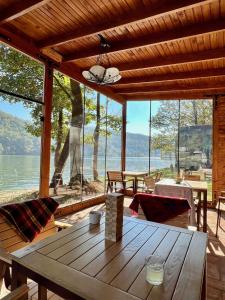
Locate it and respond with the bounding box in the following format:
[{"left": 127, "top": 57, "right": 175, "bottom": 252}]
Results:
[{"left": 129, "top": 193, "right": 191, "bottom": 223}]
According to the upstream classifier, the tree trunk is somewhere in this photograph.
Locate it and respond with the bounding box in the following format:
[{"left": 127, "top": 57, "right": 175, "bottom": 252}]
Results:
[
  {"left": 69, "top": 79, "right": 84, "bottom": 186},
  {"left": 191, "top": 101, "right": 198, "bottom": 125},
  {"left": 50, "top": 80, "right": 84, "bottom": 188},
  {"left": 50, "top": 130, "right": 70, "bottom": 187},
  {"left": 54, "top": 109, "right": 63, "bottom": 168},
  {"left": 93, "top": 93, "right": 100, "bottom": 180}
]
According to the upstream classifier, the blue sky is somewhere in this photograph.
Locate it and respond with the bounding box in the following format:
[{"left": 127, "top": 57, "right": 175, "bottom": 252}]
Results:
[
  {"left": 0, "top": 97, "right": 160, "bottom": 135},
  {"left": 127, "top": 101, "right": 159, "bottom": 135},
  {"left": 0, "top": 99, "right": 32, "bottom": 121}
]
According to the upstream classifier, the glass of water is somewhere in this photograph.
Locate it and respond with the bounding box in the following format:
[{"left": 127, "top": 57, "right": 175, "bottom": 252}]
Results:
[{"left": 145, "top": 255, "right": 165, "bottom": 285}]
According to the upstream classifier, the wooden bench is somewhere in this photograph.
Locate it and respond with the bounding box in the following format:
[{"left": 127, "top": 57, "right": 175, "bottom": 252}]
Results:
[{"left": 0, "top": 214, "right": 71, "bottom": 299}]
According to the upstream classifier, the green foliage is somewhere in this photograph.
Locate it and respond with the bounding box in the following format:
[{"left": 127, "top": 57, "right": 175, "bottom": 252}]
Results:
[
  {"left": 151, "top": 100, "right": 213, "bottom": 154},
  {"left": 0, "top": 44, "right": 122, "bottom": 153}
]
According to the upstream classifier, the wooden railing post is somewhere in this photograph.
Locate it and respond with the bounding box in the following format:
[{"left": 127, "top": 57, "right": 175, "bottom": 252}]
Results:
[
  {"left": 121, "top": 102, "right": 127, "bottom": 172},
  {"left": 39, "top": 62, "right": 53, "bottom": 197}
]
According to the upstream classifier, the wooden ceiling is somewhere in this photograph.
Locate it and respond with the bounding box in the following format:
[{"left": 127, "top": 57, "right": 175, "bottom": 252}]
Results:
[{"left": 1, "top": 0, "right": 225, "bottom": 103}]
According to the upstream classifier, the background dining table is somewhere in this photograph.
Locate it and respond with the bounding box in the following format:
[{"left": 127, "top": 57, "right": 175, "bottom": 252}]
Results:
[
  {"left": 154, "top": 178, "right": 208, "bottom": 232},
  {"left": 123, "top": 171, "right": 148, "bottom": 194}
]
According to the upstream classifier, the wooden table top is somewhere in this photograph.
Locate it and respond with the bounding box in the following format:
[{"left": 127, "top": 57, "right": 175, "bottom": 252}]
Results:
[
  {"left": 185, "top": 180, "right": 208, "bottom": 191},
  {"left": 123, "top": 171, "right": 148, "bottom": 177},
  {"left": 12, "top": 217, "right": 207, "bottom": 300}
]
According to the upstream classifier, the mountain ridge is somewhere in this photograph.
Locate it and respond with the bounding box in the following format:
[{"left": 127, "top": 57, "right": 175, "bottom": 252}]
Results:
[{"left": 0, "top": 110, "right": 155, "bottom": 157}]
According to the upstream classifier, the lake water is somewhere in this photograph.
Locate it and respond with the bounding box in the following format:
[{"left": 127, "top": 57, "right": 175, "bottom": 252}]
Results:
[{"left": 0, "top": 155, "right": 175, "bottom": 191}]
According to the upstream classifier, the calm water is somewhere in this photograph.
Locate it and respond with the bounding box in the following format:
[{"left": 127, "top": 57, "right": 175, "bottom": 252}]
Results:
[{"left": 0, "top": 155, "right": 174, "bottom": 191}]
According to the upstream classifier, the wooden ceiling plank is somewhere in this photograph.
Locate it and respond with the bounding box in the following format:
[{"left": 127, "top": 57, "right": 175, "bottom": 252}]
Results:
[
  {"left": 64, "top": 18, "right": 225, "bottom": 62},
  {"left": 39, "top": 0, "right": 214, "bottom": 48},
  {"left": 113, "top": 67, "right": 225, "bottom": 85},
  {"left": 114, "top": 47, "right": 225, "bottom": 72},
  {"left": 119, "top": 84, "right": 225, "bottom": 94},
  {"left": 0, "top": 0, "right": 49, "bottom": 24}
]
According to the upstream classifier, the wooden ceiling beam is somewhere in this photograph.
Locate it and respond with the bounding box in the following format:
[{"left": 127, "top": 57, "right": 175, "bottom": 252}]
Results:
[
  {"left": 114, "top": 68, "right": 225, "bottom": 86},
  {"left": 121, "top": 87, "right": 225, "bottom": 99},
  {"left": 39, "top": 0, "right": 214, "bottom": 49},
  {"left": 64, "top": 19, "right": 225, "bottom": 62},
  {"left": 0, "top": 0, "right": 49, "bottom": 24},
  {"left": 0, "top": 27, "right": 125, "bottom": 104},
  {"left": 124, "top": 93, "right": 213, "bottom": 100},
  {"left": 117, "top": 81, "right": 225, "bottom": 94},
  {"left": 112, "top": 47, "right": 225, "bottom": 72}
]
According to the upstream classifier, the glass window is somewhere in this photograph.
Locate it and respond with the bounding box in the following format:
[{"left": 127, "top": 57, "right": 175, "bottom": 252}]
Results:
[
  {"left": 179, "top": 99, "right": 213, "bottom": 200},
  {"left": 0, "top": 43, "right": 44, "bottom": 102},
  {"left": 126, "top": 101, "right": 149, "bottom": 172},
  {"left": 0, "top": 44, "right": 44, "bottom": 204},
  {"left": 151, "top": 100, "right": 179, "bottom": 178}
]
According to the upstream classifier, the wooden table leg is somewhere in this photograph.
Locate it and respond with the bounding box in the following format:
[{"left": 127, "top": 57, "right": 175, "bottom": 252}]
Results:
[
  {"left": 201, "top": 258, "right": 207, "bottom": 300},
  {"left": 203, "top": 190, "right": 207, "bottom": 233},
  {"left": 38, "top": 285, "right": 47, "bottom": 300},
  {"left": 197, "top": 191, "right": 201, "bottom": 231},
  {"left": 134, "top": 177, "right": 137, "bottom": 194},
  {"left": 12, "top": 261, "right": 27, "bottom": 299}
]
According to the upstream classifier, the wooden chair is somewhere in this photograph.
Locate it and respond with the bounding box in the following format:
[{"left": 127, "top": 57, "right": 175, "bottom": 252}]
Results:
[
  {"left": 0, "top": 214, "right": 71, "bottom": 298},
  {"left": 216, "top": 191, "right": 225, "bottom": 237},
  {"left": 107, "top": 171, "right": 134, "bottom": 193},
  {"left": 184, "top": 174, "right": 201, "bottom": 181},
  {"left": 154, "top": 171, "right": 162, "bottom": 182},
  {"left": 142, "top": 176, "right": 155, "bottom": 193},
  {"left": 1, "top": 284, "right": 28, "bottom": 300},
  {"left": 184, "top": 174, "right": 201, "bottom": 230}
]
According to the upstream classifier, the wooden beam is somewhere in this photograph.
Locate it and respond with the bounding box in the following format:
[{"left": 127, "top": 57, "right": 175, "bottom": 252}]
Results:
[
  {"left": 121, "top": 102, "right": 127, "bottom": 172},
  {"left": 64, "top": 19, "right": 225, "bottom": 62},
  {"left": 0, "top": 27, "right": 124, "bottom": 104},
  {"left": 123, "top": 89, "right": 225, "bottom": 100},
  {"left": 117, "top": 81, "right": 225, "bottom": 94},
  {"left": 0, "top": 0, "right": 49, "bottom": 24},
  {"left": 113, "top": 47, "right": 225, "bottom": 72},
  {"left": 125, "top": 94, "right": 212, "bottom": 100},
  {"left": 39, "top": 0, "right": 212, "bottom": 49},
  {"left": 114, "top": 68, "right": 225, "bottom": 86},
  {"left": 39, "top": 62, "right": 53, "bottom": 197}
]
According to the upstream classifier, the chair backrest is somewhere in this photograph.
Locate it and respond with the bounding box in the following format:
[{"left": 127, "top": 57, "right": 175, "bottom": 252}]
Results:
[
  {"left": 144, "top": 176, "right": 155, "bottom": 189},
  {"left": 107, "top": 171, "right": 123, "bottom": 182},
  {"left": 155, "top": 172, "right": 162, "bottom": 182},
  {"left": 0, "top": 215, "right": 57, "bottom": 253},
  {"left": 184, "top": 174, "right": 201, "bottom": 181}
]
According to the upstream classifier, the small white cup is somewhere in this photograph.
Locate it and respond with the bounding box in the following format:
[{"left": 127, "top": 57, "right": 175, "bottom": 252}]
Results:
[{"left": 89, "top": 211, "right": 102, "bottom": 225}]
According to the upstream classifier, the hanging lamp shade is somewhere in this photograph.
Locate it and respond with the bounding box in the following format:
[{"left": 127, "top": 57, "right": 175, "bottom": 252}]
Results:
[
  {"left": 82, "top": 65, "right": 121, "bottom": 85},
  {"left": 82, "top": 35, "right": 121, "bottom": 85}
]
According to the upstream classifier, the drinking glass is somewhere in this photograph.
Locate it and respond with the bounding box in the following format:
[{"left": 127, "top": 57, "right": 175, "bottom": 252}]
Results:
[{"left": 145, "top": 255, "right": 165, "bottom": 285}]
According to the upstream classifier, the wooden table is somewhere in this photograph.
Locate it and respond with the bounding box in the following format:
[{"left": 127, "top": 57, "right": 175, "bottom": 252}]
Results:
[
  {"left": 123, "top": 171, "right": 148, "bottom": 194},
  {"left": 11, "top": 217, "right": 207, "bottom": 300},
  {"left": 186, "top": 180, "right": 208, "bottom": 233}
]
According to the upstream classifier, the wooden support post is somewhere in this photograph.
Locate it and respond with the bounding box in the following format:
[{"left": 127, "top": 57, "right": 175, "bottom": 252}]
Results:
[
  {"left": 212, "top": 96, "right": 218, "bottom": 206},
  {"left": 39, "top": 62, "right": 53, "bottom": 197},
  {"left": 121, "top": 102, "right": 127, "bottom": 172}
]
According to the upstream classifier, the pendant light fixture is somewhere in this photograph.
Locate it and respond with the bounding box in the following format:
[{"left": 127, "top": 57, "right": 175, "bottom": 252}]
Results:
[{"left": 82, "top": 34, "right": 121, "bottom": 85}]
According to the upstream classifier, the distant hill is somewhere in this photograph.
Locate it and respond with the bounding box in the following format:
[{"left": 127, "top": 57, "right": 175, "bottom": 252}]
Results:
[
  {"left": 0, "top": 110, "right": 40, "bottom": 155},
  {"left": 0, "top": 110, "right": 158, "bottom": 157}
]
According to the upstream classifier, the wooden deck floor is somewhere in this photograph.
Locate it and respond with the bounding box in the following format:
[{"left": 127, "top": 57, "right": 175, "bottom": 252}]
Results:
[{"left": 1, "top": 197, "right": 225, "bottom": 299}]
